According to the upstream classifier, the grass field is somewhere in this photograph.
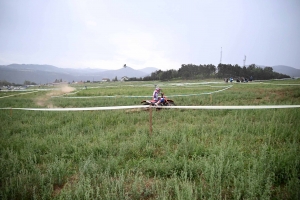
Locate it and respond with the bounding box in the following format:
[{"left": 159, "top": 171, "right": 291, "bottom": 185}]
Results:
[{"left": 1, "top": 80, "right": 300, "bottom": 199}]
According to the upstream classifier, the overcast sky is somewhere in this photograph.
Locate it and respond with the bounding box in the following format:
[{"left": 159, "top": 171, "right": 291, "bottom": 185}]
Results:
[{"left": 0, "top": 0, "right": 299, "bottom": 70}]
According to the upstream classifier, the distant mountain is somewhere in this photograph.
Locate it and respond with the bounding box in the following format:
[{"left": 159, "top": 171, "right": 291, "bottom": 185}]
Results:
[
  {"left": 0, "top": 64, "right": 154, "bottom": 84},
  {"left": 271, "top": 65, "right": 300, "bottom": 78},
  {"left": 4, "top": 64, "right": 107, "bottom": 75},
  {"left": 139, "top": 67, "right": 159, "bottom": 74},
  {"left": 98, "top": 67, "right": 148, "bottom": 79},
  {"left": 1, "top": 66, "right": 73, "bottom": 84},
  {"left": 256, "top": 65, "right": 300, "bottom": 78}
]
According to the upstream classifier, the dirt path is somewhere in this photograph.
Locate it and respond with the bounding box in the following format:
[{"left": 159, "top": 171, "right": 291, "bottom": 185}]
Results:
[{"left": 35, "top": 84, "right": 75, "bottom": 107}]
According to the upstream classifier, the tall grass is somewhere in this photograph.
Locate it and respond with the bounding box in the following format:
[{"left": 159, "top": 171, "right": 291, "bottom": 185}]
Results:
[{"left": 0, "top": 80, "right": 299, "bottom": 199}]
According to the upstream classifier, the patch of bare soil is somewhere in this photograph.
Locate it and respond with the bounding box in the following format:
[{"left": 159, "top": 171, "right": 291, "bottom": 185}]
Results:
[
  {"left": 52, "top": 173, "right": 79, "bottom": 198},
  {"left": 35, "top": 84, "right": 75, "bottom": 107}
]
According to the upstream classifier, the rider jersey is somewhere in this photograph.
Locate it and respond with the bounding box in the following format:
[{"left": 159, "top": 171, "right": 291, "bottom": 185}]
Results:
[{"left": 153, "top": 90, "right": 159, "bottom": 101}]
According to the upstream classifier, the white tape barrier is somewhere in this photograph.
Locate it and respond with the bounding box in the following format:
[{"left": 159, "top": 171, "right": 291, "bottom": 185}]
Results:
[
  {"left": 171, "top": 82, "right": 224, "bottom": 86},
  {"left": 51, "top": 90, "right": 80, "bottom": 98},
  {"left": 168, "top": 85, "right": 232, "bottom": 97},
  {"left": 52, "top": 95, "right": 151, "bottom": 98},
  {"left": 0, "top": 105, "right": 299, "bottom": 111},
  {"left": 158, "top": 105, "right": 300, "bottom": 110},
  {"left": 1, "top": 88, "right": 75, "bottom": 92},
  {"left": 261, "top": 83, "right": 300, "bottom": 86},
  {"left": 0, "top": 105, "right": 149, "bottom": 111},
  {"left": 0, "top": 91, "right": 39, "bottom": 99},
  {"left": 51, "top": 85, "right": 233, "bottom": 99},
  {"left": 73, "top": 82, "right": 226, "bottom": 89},
  {"left": 49, "top": 84, "right": 229, "bottom": 98}
]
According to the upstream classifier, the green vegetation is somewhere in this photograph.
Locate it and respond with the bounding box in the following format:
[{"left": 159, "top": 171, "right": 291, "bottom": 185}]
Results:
[
  {"left": 0, "top": 80, "right": 22, "bottom": 87},
  {"left": 142, "top": 64, "right": 290, "bottom": 81},
  {"left": 23, "top": 80, "right": 37, "bottom": 85},
  {"left": 1, "top": 80, "right": 299, "bottom": 199}
]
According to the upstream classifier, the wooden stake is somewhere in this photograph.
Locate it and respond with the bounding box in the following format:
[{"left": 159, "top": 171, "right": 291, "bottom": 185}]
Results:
[{"left": 149, "top": 107, "right": 153, "bottom": 136}]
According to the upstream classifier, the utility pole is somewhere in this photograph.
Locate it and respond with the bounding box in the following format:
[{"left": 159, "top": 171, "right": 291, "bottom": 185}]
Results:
[
  {"left": 220, "top": 47, "right": 222, "bottom": 64},
  {"left": 243, "top": 55, "right": 246, "bottom": 67}
]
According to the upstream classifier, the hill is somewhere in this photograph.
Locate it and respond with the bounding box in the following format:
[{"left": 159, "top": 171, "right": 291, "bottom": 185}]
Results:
[
  {"left": 0, "top": 64, "right": 158, "bottom": 84},
  {"left": 255, "top": 65, "right": 300, "bottom": 78},
  {"left": 139, "top": 67, "right": 159, "bottom": 74},
  {"left": 98, "top": 67, "right": 149, "bottom": 80},
  {"left": 271, "top": 65, "right": 300, "bottom": 78}
]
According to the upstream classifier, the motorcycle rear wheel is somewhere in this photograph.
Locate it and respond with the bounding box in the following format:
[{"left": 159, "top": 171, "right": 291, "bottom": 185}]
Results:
[{"left": 163, "top": 101, "right": 175, "bottom": 106}]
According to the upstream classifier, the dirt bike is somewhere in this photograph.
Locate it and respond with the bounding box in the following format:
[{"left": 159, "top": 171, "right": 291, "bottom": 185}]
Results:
[{"left": 141, "top": 95, "right": 176, "bottom": 106}]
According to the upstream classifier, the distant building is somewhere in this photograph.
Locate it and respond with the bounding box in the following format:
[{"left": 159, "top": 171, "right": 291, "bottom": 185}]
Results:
[
  {"left": 52, "top": 81, "right": 68, "bottom": 85},
  {"left": 102, "top": 78, "right": 110, "bottom": 82},
  {"left": 120, "top": 76, "right": 129, "bottom": 81}
]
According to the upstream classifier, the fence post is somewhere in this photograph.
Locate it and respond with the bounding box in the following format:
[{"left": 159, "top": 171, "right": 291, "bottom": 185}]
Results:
[{"left": 149, "top": 106, "right": 153, "bottom": 136}]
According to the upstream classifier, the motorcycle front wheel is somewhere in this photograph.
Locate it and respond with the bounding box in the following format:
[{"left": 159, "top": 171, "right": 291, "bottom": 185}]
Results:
[{"left": 166, "top": 102, "right": 176, "bottom": 106}]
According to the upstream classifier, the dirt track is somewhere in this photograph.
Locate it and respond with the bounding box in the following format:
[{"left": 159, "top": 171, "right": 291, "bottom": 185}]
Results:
[{"left": 35, "top": 84, "right": 75, "bottom": 107}]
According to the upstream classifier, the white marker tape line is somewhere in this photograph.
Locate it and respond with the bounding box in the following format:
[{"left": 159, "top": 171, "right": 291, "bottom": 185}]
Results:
[
  {"left": 84, "top": 84, "right": 154, "bottom": 88},
  {"left": 51, "top": 85, "right": 233, "bottom": 99},
  {"left": 1, "top": 105, "right": 299, "bottom": 111},
  {"left": 171, "top": 82, "right": 224, "bottom": 86},
  {"left": 169, "top": 85, "right": 232, "bottom": 97},
  {"left": 51, "top": 90, "right": 80, "bottom": 98},
  {"left": 0, "top": 105, "right": 149, "bottom": 111},
  {"left": 170, "top": 84, "right": 221, "bottom": 87},
  {"left": 22, "top": 88, "right": 58, "bottom": 91},
  {"left": 56, "top": 95, "right": 152, "bottom": 98},
  {"left": 0, "top": 89, "right": 27, "bottom": 92},
  {"left": 157, "top": 105, "right": 300, "bottom": 109},
  {"left": 261, "top": 83, "right": 300, "bottom": 86},
  {"left": 0, "top": 91, "right": 39, "bottom": 99},
  {"left": 1, "top": 88, "right": 77, "bottom": 93}
]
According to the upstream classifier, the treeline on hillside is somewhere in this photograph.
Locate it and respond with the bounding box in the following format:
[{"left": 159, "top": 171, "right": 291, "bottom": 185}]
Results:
[
  {"left": 128, "top": 64, "right": 290, "bottom": 81},
  {"left": 0, "top": 80, "right": 37, "bottom": 87},
  {"left": 217, "top": 64, "right": 289, "bottom": 80}
]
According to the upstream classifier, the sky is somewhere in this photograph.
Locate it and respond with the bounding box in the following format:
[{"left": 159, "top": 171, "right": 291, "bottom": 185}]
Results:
[{"left": 0, "top": 0, "right": 300, "bottom": 70}]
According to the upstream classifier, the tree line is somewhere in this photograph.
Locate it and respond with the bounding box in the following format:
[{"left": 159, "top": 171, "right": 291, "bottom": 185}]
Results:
[
  {"left": 129, "top": 64, "right": 290, "bottom": 81},
  {"left": 217, "top": 64, "right": 289, "bottom": 80},
  {"left": 0, "top": 80, "right": 37, "bottom": 87}
]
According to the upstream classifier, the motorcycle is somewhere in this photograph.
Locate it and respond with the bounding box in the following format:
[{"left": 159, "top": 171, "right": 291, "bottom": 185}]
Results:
[{"left": 141, "top": 93, "right": 176, "bottom": 106}]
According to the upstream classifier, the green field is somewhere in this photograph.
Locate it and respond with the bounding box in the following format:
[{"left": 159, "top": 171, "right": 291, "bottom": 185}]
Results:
[{"left": 1, "top": 80, "right": 300, "bottom": 199}]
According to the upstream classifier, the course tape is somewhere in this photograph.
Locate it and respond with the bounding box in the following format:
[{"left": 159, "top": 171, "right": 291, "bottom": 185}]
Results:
[
  {"left": 168, "top": 85, "right": 232, "bottom": 97},
  {"left": 158, "top": 105, "right": 300, "bottom": 110},
  {"left": 51, "top": 85, "right": 233, "bottom": 99},
  {"left": 0, "top": 91, "right": 39, "bottom": 99},
  {"left": 261, "top": 83, "right": 300, "bottom": 86},
  {"left": 0, "top": 105, "right": 149, "bottom": 111},
  {"left": 51, "top": 90, "right": 80, "bottom": 98},
  {"left": 0, "top": 105, "right": 299, "bottom": 111}
]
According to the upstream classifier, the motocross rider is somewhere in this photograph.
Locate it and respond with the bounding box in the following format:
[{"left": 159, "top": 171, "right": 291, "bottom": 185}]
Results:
[{"left": 153, "top": 87, "right": 165, "bottom": 106}]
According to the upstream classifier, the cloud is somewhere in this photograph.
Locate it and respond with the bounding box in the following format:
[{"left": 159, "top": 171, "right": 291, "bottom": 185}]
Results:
[
  {"left": 2, "top": 1, "right": 299, "bottom": 69},
  {"left": 54, "top": 29, "right": 181, "bottom": 70},
  {"left": 108, "top": 30, "right": 180, "bottom": 69},
  {"left": 86, "top": 20, "right": 97, "bottom": 28}
]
